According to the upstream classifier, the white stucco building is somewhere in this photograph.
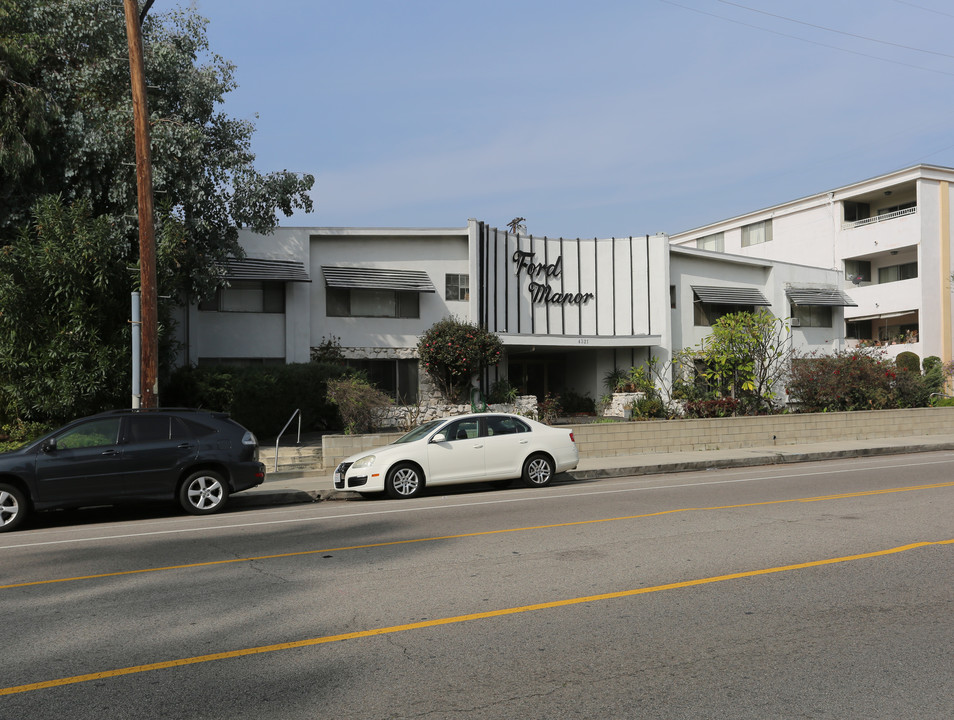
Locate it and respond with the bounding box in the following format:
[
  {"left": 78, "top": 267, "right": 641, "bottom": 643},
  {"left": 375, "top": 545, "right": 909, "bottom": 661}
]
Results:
[
  {"left": 176, "top": 219, "right": 851, "bottom": 403},
  {"left": 670, "top": 164, "right": 954, "bottom": 364}
]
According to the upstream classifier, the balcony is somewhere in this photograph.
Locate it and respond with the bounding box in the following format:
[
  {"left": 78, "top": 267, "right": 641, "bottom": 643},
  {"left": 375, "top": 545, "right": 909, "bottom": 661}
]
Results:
[{"left": 842, "top": 205, "right": 916, "bottom": 230}]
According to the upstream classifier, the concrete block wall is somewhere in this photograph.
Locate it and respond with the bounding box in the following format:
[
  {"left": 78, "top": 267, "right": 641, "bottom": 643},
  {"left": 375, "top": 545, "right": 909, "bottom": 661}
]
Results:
[
  {"left": 570, "top": 407, "right": 954, "bottom": 458},
  {"left": 321, "top": 407, "right": 954, "bottom": 470}
]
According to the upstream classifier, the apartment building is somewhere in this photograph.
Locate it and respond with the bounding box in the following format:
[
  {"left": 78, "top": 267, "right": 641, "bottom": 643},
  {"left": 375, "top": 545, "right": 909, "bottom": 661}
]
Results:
[{"left": 669, "top": 164, "right": 954, "bottom": 364}]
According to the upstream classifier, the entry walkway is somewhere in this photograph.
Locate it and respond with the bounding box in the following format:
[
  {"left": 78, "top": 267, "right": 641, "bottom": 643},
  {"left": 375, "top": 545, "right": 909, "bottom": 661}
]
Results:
[{"left": 231, "top": 434, "right": 954, "bottom": 508}]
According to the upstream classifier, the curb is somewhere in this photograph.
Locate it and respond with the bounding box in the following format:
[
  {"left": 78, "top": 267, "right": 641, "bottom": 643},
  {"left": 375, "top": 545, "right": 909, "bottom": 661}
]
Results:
[{"left": 229, "top": 442, "right": 954, "bottom": 509}]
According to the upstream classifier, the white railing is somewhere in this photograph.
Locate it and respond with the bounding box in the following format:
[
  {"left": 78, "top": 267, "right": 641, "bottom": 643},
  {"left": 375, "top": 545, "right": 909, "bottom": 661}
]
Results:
[{"left": 842, "top": 205, "right": 916, "bottom": 230}]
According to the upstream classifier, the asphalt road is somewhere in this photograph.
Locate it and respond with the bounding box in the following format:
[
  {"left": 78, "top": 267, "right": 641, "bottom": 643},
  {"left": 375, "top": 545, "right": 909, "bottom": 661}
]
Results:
[{"left": 3, "top": 451, "right": 954, "bottom": 719}]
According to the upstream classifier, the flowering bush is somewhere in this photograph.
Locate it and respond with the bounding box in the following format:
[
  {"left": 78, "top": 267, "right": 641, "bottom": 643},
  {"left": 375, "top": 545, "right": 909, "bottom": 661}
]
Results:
[
  {"left": 417, "top": 318, "right": 503, "bottom": 403},
  {"left": 787, "top": 349, "right": 929, "bottom": 412}
]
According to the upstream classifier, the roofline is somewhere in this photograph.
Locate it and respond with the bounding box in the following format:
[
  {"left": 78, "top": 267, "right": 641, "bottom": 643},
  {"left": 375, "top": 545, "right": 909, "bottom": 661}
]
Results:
[
  {"left": 670, "top": 244, "right": 839, "bottom": 273},
  {"left": 670, "top": 163, "right": 954, "bottom": 239},
  {"left": 308, "top": 227, "right": 468, "bottom": 237}
]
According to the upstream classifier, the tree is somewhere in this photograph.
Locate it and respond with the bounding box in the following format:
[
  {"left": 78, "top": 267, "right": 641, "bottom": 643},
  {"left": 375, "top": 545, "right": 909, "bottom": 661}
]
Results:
[
  {"left": 0, "top": 1, "right": 314, "bottom": 423},
  {"left": 417, "top": 318, "right": 503, "bottom": 403},
  {"left": 695, "top": 309, "right": 793, "bottom": 413},
  {"left": 0, "top": 198, "right": 130, "bottom": 422}
]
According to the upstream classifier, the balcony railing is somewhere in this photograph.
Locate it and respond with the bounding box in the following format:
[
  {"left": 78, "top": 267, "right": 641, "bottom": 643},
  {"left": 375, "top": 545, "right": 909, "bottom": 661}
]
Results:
[{"left": 842, "top": 205, "right": 916, "bottom": 230}]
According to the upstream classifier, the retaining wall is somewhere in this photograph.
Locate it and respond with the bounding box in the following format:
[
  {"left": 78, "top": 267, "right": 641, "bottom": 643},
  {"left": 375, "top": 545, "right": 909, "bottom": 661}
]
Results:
[{"left": 321, "top": 407, "right": 954, "bottom": 470}]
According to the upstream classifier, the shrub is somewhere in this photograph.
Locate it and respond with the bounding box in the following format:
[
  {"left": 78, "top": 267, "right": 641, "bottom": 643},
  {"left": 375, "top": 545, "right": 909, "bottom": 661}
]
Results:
[
  {"left": 326, "top": 377, "right": 393, "bottom": 434},
  {"left": 631, "top": 396, "right": 666, "bottom": 419},
  {"left": 787, "top": 349, "right": 930, "bottom": 412},
  {"left": 561, "top": 389, "right": 595, "bottom": 414},
  {"left": 487, "top": 378, "right": 518, "bottom": 404},
  {"left": 0, "top": 419, "right": 51, "bottom": 453},
  {"left": 537, "top": 393, "right": 562, "bottom": 423},
  {"left": 896, "top": 351, "right": 920, "bottom": 373},
  {"left": 683, "top": 398, "right": 741, "bottom": 418},
  {"left": 923, "top": 356, "right": 948, "bottom": 395},
  {"left": 164, "top": 362, "right": 349, "bottom": 438},
  {"left": 417, "top": 318, "right": 502, "bottom": 402}
]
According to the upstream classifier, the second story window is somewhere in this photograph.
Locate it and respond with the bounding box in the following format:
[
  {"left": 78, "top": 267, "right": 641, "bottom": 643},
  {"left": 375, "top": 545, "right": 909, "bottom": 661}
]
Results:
[
  {"left": 445, "top": 273, "right": 469, "bottom": 301},
  {"left": 878, "top": 262, "right": 918, "bottom": 284},
  {"left": 696, "top": 232, "right": 724, "bottom": 252},
  {"left": 198, "top": 281, "right": 285, "bottom": 313},
  {"left": 741, "top": 220, "right": 773, "bottom": 247}
]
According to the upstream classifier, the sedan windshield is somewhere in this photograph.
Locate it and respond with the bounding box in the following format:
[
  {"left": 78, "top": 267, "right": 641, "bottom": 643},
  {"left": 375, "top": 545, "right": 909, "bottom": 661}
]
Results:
[{"left": 392, "top": 419, "right": 445, "bottom": 444}]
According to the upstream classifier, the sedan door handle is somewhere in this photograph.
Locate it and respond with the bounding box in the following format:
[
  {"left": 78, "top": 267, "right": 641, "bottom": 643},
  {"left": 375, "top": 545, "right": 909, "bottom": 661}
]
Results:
[
  {"left": 473, "top": 443, "right": 484, "bottom": 449},
  {"left": 177, "top": 442, "right": 194, "bottom": 449},
  {"left": 101, "top": 449, "right": 120, "bottom": 456},
  {"left": 519, "top": 440, "right": 529, "bottom": 445}
]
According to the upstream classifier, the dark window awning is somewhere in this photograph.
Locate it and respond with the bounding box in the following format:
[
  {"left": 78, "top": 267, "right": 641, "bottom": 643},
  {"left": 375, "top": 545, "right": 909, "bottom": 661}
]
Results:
[
  {"left": 691, "top": 285, "right": 771, "bottom": 306},
  {"left": 220, "top": 258, "right": 310, "bottom": 282},
  {"left": 322, "top": 266, "right": 436, "bottom": 293},
  {"left": 848, "top": 310, "right": 917, "bottom": 323},
  {"left": 786, "top": 288, "right": 857, "bottom": 307}
]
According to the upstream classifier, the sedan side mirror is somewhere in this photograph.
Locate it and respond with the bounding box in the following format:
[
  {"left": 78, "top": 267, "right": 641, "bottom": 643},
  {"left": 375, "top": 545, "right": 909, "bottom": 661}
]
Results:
[
  {"left": 41, "top": 438, "right": 57, "bottom": 453},
  {"left": 431, "top": 433, "right": 447, "bottom": 444}
]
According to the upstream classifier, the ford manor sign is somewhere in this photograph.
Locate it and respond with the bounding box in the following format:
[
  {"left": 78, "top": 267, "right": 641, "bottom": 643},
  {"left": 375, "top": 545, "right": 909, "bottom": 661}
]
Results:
[{"left": 512, "top": 250, "right": 595, "bottom": 306}]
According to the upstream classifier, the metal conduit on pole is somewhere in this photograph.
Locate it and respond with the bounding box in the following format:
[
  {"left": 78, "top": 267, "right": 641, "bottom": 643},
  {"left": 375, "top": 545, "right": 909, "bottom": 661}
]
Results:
[
  {"left": 123, "top": 0, "right": 159, "bottom": 408},
  {"left": 131, "top": 291, "right": 141, "bottom": 408}
]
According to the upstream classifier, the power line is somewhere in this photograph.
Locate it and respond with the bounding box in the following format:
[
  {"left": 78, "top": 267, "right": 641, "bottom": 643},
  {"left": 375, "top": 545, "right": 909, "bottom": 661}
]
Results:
[
  {"left": 891, "top": 0, "right": 954, "bottom": 21},
  {"left": 717, "top": 0, "right": 954, "bottom": 60},
  {"left": 657, "top": 0, "right": 954, "bottom": 78}
]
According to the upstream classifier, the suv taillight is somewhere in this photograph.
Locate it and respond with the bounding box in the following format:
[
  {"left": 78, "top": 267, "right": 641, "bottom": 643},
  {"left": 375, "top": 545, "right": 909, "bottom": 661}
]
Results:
[
  {"left": 242, "top": 431, "right": 258, "bottom": 460},
  {"left": 569, "top": 431, "right": 575, "bottom": 443}
]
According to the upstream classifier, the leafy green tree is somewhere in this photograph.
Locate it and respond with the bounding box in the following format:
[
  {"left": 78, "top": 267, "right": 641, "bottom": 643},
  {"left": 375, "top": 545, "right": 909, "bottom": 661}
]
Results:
[
  {"left": 326, "top": 377, "right": 393, "bottom": 435},
  {"left": 0, "top": 0, "right": 314, "bottom": 423},
  {"left": 0, "top": 197, "right": 130, "bottom": 422},
  {"left": 696, "top": 309, "right": 792, "bottom": 413},
  {"left": 417, "top": 318, "right": 503, "bottom": 403}
]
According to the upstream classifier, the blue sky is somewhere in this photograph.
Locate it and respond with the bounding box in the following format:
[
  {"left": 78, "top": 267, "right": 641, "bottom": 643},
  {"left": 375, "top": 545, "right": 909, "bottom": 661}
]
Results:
[{"left": 190, "top": 0, "right": 954, "bottom": 238}]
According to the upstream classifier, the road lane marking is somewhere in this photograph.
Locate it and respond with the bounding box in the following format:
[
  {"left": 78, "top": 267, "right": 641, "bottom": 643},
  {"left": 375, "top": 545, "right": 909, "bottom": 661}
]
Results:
[
  {"left": 3, "top": 536, "right": 953, "bottom": 697},
  {"left": 4, "top": 480, "right": 954, "bottom": 591}
]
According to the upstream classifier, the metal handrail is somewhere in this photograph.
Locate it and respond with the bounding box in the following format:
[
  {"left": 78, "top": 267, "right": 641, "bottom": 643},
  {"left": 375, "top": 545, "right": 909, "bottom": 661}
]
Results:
[{"left": 274, "top": 409, "right": 302, "bottom": 472}]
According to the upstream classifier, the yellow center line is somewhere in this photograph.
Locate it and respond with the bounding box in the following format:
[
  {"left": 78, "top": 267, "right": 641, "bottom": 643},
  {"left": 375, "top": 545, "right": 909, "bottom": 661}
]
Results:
[
  {"left": 3, "top": 536, "right": 953, "bottom": 697},
  {"left": 4, "top": 480, "right": 954, "bottom": 591}
]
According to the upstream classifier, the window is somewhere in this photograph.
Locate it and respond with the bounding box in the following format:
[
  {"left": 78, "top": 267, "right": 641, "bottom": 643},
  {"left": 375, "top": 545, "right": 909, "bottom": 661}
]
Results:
[
  {"left": 878, "top": 262, "right": 918, "bottom": 284},
  {"left": 696, "top": 232, "right": 724, "bottom": 252},
  {"left": 694, "top": 302, "right": 755, "bottom": 327},
  {"left": 486, "top": 416, "right": 529, "bottom": 436},
  {"left": 326, "top": 288, "right": 420, "bottom": 318},
  {"left": 56, "top": 418, "right": 121, "bottom": 449},
  {"left": 443, "top": 418, "right": 480, "bottom": 442},
  {"left": 791, "top": 304, "right": 832, "bottom": 328},
  {"left": 877, "top": 201, "right": 916, "bottom": 217},
  {"left": 125, "top": 415, "right": 189, "bottom": 443},
  {"left": 845, "top": 259, "right": 871, "bottom": 283},
  {"left": 445, "top": 273, "right": 470, "bottom": 301},
  {"left": 741, "top": 220, "right": 773, "bottom": 247},
  {"left": 670, "top": 285, "right": 676, "bottom": 309},
  {"left": 344, "top": 359, "right": 419, "bottom": 402},
  {"left": 843, "top": 201, "right": 870, "bottom": 223},
  {"left": 198, "top": 281, "right": 285, "bottom": 313}
]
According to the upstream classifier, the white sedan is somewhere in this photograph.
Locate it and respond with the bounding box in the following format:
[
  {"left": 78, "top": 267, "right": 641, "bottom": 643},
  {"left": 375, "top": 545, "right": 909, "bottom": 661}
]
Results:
[{"left": 333, "top": 413, "right": 579, "bottom": 499}]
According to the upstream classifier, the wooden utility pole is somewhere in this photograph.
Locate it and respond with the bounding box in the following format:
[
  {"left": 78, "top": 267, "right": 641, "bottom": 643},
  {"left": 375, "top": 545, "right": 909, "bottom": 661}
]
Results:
[{"left": 123, "top": 0, "right": 159, "bottom": 408}]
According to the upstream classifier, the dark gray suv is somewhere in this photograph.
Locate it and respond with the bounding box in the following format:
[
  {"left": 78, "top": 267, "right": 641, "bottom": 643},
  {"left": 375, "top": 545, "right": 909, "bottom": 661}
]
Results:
[{"left": 0, "top": 409, "right": 265, "bottom": 532}]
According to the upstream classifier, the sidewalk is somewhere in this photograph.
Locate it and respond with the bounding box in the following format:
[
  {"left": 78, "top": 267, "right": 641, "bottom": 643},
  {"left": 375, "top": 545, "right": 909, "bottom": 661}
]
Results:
[{"left": 230, "top": 434, "right": 954, "bottom": 509}]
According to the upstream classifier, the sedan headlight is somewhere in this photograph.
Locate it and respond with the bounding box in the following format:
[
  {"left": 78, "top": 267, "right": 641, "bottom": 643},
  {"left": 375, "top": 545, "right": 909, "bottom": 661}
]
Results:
[{"left": 351, "top": 454, "right": 376, "bottom": 469}]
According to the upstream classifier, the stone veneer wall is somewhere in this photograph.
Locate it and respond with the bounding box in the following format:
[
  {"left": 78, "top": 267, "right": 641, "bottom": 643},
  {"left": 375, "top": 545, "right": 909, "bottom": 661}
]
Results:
[{"left": 321, "top": 406, "right": 954, "bottom": 470}]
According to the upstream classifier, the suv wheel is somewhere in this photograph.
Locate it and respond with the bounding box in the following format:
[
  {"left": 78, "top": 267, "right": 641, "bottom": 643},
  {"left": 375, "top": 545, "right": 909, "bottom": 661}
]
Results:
[
  {"left": 0, "top": 483, "right": 27, "bottom": 532},
  {"left": 179, "top": 471, "right": 229, "bottom": 515}
]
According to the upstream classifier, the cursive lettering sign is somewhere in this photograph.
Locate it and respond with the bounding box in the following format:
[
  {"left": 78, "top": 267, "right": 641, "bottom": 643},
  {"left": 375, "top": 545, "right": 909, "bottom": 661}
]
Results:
[{"left": 511, "top": 250, "right": 594, "bottom": 306}]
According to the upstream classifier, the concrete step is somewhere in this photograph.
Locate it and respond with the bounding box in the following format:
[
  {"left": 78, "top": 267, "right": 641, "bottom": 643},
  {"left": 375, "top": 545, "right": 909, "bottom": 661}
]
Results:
[{"left": 259, "top": 443, "right": 323, "bottom": 472}]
